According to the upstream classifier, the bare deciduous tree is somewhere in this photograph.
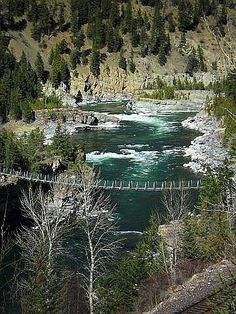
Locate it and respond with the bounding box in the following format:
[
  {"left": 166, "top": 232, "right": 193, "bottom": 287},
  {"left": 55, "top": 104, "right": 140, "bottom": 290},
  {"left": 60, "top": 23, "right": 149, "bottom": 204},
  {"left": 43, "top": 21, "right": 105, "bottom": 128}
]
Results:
[
  {"left": 15, "top": 167, "right": 119, "bottom": 314},
  {"left": 15, "top": 183, "right": 73, "bottom": 313},
  {"left": 73, "top": 167, "right": 120, "bottom": 314},
  {"left": 161, "top": 186, "right": 191, "bottom": 284}
]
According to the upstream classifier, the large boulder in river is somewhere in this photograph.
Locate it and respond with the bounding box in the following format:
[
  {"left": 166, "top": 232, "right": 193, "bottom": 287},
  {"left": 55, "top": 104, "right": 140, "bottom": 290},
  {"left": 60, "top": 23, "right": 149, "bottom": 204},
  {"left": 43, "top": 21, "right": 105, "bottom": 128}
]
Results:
[{"left": 87, "top": 115, "right": 98, "bottom": 125}]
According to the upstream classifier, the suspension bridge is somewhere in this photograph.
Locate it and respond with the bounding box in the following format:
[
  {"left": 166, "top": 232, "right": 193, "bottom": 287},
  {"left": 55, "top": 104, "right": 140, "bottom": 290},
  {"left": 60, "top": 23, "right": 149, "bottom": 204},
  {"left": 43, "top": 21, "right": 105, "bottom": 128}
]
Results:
[{"left": 0, "top": 168, "right": 202, "bottom": 192}]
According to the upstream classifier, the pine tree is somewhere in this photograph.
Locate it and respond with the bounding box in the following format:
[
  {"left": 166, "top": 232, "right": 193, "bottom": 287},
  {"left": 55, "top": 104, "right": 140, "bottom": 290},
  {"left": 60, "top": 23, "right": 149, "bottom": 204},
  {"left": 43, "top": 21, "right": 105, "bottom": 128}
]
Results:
[
  {"left": 4, "top": 133, "right": 19, "bottom": 169},
  {"left": 110, "top": 0, "right": 120, "bottom": 27},
  {"left": 101, "top": 0, "right": 111, "bottom": 19},
  {"left": 21, "top": 101, "right": 33, "bottom": 123},
  {"left": 70, "top": 49, "right": 80, "bottom": 69},
  {"left": 181, "top": 215, "right": 202, "bottom": 260},
  {"left": 73, "top": 30, "right": 85, "bottom": 50},
  {"left": 123, "top": 0, "right": 132, "bottom": 33},
  {"left": 219, "top": 4, "right": 227, "bottom": 25},
  {"left": 197, "top": 45, "right": 207, "bottom": 72},
  {"left": 52, "top": 124, "right": 73, "bottom": 161},
  {"left": 0, "top": 81, "right": 7, "bottom": 123},
  {"left": 35, "top": 52, "right": 44, "bottom": 81},
  {"left": 58, "top": 4, "right": 65, "bottom": 31},
  {"left": 150, "top": 6, "right": 164, "bottom": 55},
  {"left": 131, "top": 19, "right": 140, "bottom": 47},
  {"left": 129, "top": 58, "right": 136, "bottom": 73},
  {"left": 106, "top": 22, "right": 115, "bottom": 52},
  {"left": 158, "top": 44, "right": 167, "bottom": 66},
  {"left": 118, "top": 50, "right": 127, "bottom": 70},
  {"left": 168, "top": 13, "right": 175, "bottom": 32},
  {"left": 10, "top": 88, "right": 22, "bottom": 121},
  {"left": 27, "top": 0, "right": 39, "bottom": 22},
  {"left": 178, "top": 0, "right": 193, "bottom": 32},
  {"left": 48, "top": 48, "right": 55, "bottom": 65},
  {"left": 140, "top": 26, "right": 148, "bottom": 57},
  {"left": 92, "top": 9, "right": 105, "bottom": 49},
  {"left": 90, "top": 49, "right": 100, "bottom": 77},
  {"left": 186, "top": 49, "right": 199, "bottom": 75},
  {"left": 225, "top": 69, "right": 236, "bottom": 101}
]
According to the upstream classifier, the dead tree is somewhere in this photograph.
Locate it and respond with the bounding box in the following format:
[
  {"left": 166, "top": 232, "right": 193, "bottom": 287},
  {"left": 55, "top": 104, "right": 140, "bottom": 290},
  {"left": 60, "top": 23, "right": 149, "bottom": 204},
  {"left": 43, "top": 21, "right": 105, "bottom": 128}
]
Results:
[
  {"left": 15, "top": 167, "right": 119, "bottom": 314},
  {"left": 161, "top": 186, "right": 191, "bottom": 284},
  {"left": 15, "top": 183, "right": 74, "bottom": 313},
  {"left": 73, "top": 166, "right": 120, "bottom": 314},
  {"left": 0, "top": 207, "right": 12, "bottom": 272}
]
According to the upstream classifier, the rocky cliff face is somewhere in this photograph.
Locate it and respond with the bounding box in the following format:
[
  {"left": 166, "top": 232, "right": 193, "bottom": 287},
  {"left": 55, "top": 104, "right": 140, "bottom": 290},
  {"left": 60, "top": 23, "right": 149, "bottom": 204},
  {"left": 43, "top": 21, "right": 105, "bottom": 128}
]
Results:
[{"left": 70, "top": 64, "right": 217, "bottom": 97}]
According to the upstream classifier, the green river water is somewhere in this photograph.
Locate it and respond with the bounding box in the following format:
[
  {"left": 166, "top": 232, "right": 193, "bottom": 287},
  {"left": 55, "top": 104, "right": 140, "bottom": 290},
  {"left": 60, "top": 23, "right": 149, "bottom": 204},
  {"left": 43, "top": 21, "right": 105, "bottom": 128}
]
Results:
[{"left": 72, "top": 102, "right": 201, "bottom": 244}]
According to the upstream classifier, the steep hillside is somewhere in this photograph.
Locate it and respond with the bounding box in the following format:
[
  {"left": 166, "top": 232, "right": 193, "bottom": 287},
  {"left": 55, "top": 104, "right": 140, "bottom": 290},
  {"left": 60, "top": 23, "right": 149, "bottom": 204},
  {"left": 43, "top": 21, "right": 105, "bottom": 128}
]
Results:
[{"left": 2, "top": 0, "right": 236, "bottom": 96}]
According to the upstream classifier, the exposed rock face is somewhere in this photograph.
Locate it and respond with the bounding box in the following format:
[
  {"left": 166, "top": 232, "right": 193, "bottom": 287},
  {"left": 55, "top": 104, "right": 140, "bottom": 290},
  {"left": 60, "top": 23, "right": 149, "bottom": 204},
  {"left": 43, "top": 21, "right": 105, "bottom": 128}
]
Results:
[
  {"left": 70, "top": 65, "right": 217, "bottom": 97},
  {"left": 149, "top": 260, "right": 236, "bottom": 314},
  {"left": 35, "top": 108, "right": 118, "bottom": 125},
  {"left": 182, "top": 111, "right": 228, "bottom": 173}
]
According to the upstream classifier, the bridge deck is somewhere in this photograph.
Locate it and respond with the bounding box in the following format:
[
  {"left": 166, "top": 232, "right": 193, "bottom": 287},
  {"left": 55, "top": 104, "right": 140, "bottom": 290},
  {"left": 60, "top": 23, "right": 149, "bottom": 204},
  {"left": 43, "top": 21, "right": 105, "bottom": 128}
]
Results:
[{"left": 0, "top": 168, "right": 202, "bottom": 191}]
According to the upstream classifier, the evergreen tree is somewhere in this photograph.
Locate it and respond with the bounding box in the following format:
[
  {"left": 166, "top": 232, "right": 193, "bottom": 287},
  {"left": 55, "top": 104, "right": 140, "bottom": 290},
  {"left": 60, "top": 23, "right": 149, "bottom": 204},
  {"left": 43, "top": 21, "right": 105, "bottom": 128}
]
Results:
[
  {"left": 140, "top": 26, "right": 149, "bottom": 57},
  {"left": 118, "top": 50, "right": 127, "bottom": 70},
  {"left": 72, "top": 30, "right": 85, "bottom": 50},
  {"left": 158, "top": 44, "right": 167, "bottom": 66},
  {"left": 0, "top": 81, "right": 8, "bottom": 123},
  {"left": 48, "top": 48, "right": 55, "bottom": 65},
  {"left": 110, "top": 0, "right": 120, "bottom": 27},
  {"left": 27, "top": 0, "right": 39, "bottom": 22},
  {"left": 21, "top": 101, "right": 33, "bottom": 123},
  {"left": 35, "top": 52, "right": 44, "bottom": 81},
  {"left": 19, "top": 128, "right": 44, "bottom": 171},
  {"left": 57, "top": 39, "right": 69, "bottom": 54},
  {"left": 10, "top": 88, "right": 22, "bottom": 121},
  {"left": 168, "top": 13, "right": 175, "bottom": 32},
  {"left": 129, "top": 58, "right": 136, "bottom": 73},
  {"left": 178, "top": 0, "right": 193, "bottom": 32},
  {"left": 181, "top": 215, "right": 202, "bottom": 260},
  {"left": 186, "top": 49, "right": 199, "bottom": 75},
  {"left": 50, "top": 52, "right": 70, "bottom": 87},
  {"left": 225, "top": 69, "right": 236, "bottom": 101},
  {"left": 52, "top": 124, "right": 73, "bottom": 161},
  {"left": 106, "top": 22, "right": 115, "bottom": 53},
  {"left": 131, "top": 19, "right": 140, "bottom": 47},
  {"left": 70, "top": 49, "right": 80, "bottom": 70},
  {"left": 90, "top": 49, "right": 100, "bottom": 77},
  {"left": 58, "top": 4, "right": 65, "bottom": 31},
  {"left": 197, "top": 45, "right": 207, "bottom": 72},
  {"left": 150, "top": 6, "right": 164, "bottom": 55},
  {"left": 92, "top": 9, "right": 105, "bottom": 49},
  {"left": 4, "top": 133, "right": 20, "bottom": 169},
  {"left": 101, "top": 0, "right": 111, "bottom": 19},
  {"left": 219, "top": 4, "right": 227, "bottom": 25},
  {"left": 123, "top": 0, "right": 132, "bottom": 33}
]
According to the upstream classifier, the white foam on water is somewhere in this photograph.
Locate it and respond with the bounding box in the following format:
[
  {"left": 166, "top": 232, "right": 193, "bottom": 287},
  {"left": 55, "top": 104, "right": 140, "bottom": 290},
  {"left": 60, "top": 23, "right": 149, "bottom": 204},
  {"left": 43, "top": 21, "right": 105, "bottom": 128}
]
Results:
[
  {"left": 111, "top": 113, "right": 179, "bottom": 134},
  {"left": 117, "top": 231, "right": 143, "bottom": 235},
  {"left": 113, "top": 113, "right": 160, "bottom": 125},
  {"left": 86, "top": 149, "right": 159, "bottom": 164},
  {"left": 163, "top": 147, "right": 185, "bottom": 156},
  {"left": 118, "top": 144, "right": 149, "bottom": 149}
]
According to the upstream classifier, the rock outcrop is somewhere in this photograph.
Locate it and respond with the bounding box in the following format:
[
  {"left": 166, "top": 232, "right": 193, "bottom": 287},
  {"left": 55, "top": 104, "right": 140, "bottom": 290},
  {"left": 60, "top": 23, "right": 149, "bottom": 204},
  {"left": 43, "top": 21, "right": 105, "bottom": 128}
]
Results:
[{"left": 182, "top": 111, "right": 228, "bottom": 173}]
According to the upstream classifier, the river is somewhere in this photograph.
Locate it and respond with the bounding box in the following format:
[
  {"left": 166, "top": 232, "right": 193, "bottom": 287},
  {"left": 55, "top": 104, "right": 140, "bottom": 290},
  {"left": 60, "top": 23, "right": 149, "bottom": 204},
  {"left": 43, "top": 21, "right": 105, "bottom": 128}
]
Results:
[{"left": 72, "top": 102, "right": 201, "bottom": 246}]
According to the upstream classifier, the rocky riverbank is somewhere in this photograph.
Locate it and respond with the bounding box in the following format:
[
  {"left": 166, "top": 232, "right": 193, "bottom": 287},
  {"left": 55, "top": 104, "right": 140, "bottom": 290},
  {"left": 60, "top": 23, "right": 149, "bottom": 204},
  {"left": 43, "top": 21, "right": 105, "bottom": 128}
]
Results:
[
  {"left": 129, "top": 91, "right": 214, "bottom": 114},
  {"left": 182, "top": 111, "right": 228, "bottom": 174}
]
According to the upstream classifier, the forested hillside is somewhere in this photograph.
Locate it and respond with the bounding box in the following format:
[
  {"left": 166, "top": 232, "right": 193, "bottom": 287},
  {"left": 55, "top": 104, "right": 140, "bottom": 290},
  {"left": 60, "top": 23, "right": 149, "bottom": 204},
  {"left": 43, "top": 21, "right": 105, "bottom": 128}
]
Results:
[{"left": 0, "top": 0, "right": 235, "bottom": 99}]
